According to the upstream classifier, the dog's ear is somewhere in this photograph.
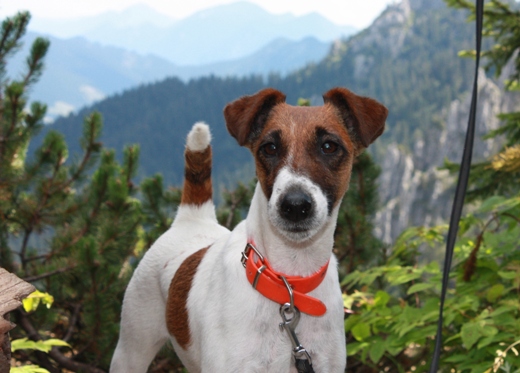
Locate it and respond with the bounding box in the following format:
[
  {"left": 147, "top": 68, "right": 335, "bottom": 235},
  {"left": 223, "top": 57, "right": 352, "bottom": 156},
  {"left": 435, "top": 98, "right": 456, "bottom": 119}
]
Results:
[
  {"left": 224, "top": 88, "right": 286, "bottom": 147},
  {"left": 323, "top": 87, "right": 388, "bottom": 149}
]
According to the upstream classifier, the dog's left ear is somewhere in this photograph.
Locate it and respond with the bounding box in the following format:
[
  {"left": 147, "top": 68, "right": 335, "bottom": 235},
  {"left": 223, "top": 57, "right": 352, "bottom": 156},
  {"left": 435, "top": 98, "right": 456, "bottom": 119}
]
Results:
[
  {"left": 224, "top": 88, "right": 286, "bottom": 148},
  {"left": 323, "top": 87, "right": 388, "bottom": 149}
]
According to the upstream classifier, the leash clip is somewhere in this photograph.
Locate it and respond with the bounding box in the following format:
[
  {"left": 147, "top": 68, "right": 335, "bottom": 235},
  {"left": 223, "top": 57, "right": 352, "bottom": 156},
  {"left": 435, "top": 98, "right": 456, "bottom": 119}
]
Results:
[
  {"left": 279, "top": 303, "right": 313, "bottom": 366},
  {"left": 279, "top": 276, "right": 313, "bottom": 369}
]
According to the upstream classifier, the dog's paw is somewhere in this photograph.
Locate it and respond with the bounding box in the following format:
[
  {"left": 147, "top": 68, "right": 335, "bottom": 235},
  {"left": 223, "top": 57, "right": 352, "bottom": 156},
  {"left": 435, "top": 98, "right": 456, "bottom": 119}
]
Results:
[{"left": 187, "top": 122, "right": 212, "bottom": 152}]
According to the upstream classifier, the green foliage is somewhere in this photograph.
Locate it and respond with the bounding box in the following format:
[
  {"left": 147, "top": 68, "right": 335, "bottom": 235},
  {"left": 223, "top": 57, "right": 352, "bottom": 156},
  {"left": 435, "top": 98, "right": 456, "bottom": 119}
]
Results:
[
  {"left": 0, "top": 12, "right": 49, "bottom": 271},
  {"left": 11, "top": 291, "right": 69, "bottom": 373},
  {"left": 297, "top": 98, "right": 311, "bottom": 106},
  {"left": 0, "top": 12, "right": 31, "bottom": 73},
  {"left": 343, "top": 194, "right": 520, "bottom": 372},
  {"left": 11, "top": 338, "right": 70, "bottom": 354},
  {"left": 216, "top": 179, "right": 256, "bottom": 230},
  {"left": 139, "top": 174, "right": 182, "bottom": 250},
  {"left": 22, "top": 290, "right": 54, "bottom": 312},
  {"left": 447, "top": 0, "right": 520, "bottom": 88}
]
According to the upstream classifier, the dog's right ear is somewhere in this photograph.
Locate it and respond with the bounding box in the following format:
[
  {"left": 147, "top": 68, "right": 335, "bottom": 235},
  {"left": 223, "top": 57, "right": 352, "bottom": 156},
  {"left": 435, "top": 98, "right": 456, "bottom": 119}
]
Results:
[
  {"left": 323, "top": 87, "right": 388, "bottom": 150},
  {"left": 224, "top": 88, "right": 286, "bottom": 147}
]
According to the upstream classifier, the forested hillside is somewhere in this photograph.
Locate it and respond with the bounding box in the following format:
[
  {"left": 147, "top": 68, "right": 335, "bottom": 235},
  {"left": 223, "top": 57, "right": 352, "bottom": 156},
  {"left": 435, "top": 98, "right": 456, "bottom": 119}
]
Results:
[
  {"left": 47, "top": 0, "right": 475, "bottom": 187},
  {"left": 46, "top": 76, "right": 267, "bottom": 185}
]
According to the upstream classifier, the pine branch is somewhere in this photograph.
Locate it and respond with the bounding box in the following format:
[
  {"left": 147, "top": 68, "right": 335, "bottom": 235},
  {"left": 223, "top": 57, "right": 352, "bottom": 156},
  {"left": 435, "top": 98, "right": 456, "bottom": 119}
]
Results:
[
  {"left": 22, "top": 37, "right": 49, "bottom": 87},
  {"left": 0, "top": 83, "right": 22, "bottom": 158},
  {"left": 23, "top": 266, "right": 76, "bottom": 283},
  {"left": 225, "top": 190, "right": 242, "bottom": 229},
  {"left": 502, "top": 212, "right": 520, "bottom": 223},
  {"left": 24, "top": 254, "right": 49, "bottom": 263},
  {"left": 19, "top": 227, "right": 32, "bottom": 274},
  {"left": 0, "top": 12, "right": 30, "bottom": 64},
  {"left": 0, "top": 20, "right": 14, "bottom": 61},
  {"left": 63, "top": 304, "right": 81, "bottom": 343}
]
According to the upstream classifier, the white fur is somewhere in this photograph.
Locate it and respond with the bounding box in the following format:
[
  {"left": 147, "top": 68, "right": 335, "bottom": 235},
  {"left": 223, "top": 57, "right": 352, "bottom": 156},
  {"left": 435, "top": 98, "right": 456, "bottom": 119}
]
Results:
[
  {"left": 111, "top": 126, "right": 346, "bottom": 372},
  {"left": 186, "top": 122, "right": 211, "bottom": 152}
]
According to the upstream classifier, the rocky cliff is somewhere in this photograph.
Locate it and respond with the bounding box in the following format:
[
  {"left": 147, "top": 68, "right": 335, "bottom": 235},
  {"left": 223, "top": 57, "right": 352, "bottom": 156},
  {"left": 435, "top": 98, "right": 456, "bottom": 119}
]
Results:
[{"left": 375, "top": 67, "right": 519, "bottom": 244}]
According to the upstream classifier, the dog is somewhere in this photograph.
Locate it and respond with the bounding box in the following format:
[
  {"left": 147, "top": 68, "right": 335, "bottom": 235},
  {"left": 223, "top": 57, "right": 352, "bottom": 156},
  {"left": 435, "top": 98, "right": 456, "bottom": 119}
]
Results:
[{"left": 110, "top": 87, "right": 387, "bottom": 372}]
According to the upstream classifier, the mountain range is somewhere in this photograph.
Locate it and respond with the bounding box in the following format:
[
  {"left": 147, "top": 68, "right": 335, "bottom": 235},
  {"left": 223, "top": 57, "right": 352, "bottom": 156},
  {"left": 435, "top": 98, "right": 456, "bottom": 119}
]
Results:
[
  {"left": 28, "top": 2, "right": 355, "bottom": 65},
  {"left": 9, "top": 32, "right": 329, "bottom": 120},
  {"left": 10, "top": 2, "right": 354, "bottom": 120}
]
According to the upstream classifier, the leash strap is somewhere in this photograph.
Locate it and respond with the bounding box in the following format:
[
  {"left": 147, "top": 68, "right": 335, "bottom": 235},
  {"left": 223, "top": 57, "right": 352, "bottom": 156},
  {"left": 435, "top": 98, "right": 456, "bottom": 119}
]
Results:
[{"left": 429, "top": 0, "right": 484, "bottom": 371}]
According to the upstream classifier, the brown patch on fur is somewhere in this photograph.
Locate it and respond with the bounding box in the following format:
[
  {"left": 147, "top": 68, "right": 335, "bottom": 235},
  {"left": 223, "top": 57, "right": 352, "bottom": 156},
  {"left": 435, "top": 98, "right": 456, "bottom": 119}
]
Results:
[
  {"left": 166, "top": 247, "right": 209, "bottom": 349},
  {"left": 181, "top": 147, "right": 212, "bottom": 205}
]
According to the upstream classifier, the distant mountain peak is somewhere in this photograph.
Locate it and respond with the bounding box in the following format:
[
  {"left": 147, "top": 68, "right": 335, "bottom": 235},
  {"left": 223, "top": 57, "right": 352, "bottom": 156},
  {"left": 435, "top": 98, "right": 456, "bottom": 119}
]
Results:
[
  {"left": 114, "top": 3, "right": 177, "bottom": 27},
  {"left": 29, "top": 1, "right": 356, "bottom": 65},
  {"left": 186, "top": 1, "right": 279, "bottom": 22}
]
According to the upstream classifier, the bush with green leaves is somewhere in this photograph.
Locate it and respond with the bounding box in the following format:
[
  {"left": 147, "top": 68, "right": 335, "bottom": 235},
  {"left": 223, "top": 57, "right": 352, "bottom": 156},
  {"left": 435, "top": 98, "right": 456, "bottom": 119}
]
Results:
[
  {"left": 343, "top": 194, "right": 520, "bottom": 372},
  {"left": 11, "top": 291, "right": 69, "bottom": 373}
]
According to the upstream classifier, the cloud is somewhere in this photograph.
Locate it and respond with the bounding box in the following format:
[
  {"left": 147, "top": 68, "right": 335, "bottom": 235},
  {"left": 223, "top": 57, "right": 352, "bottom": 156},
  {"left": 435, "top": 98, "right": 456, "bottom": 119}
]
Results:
[
  {"left": 80, "top": 85, "right": 106, "bottom": 104},
  {"left": 43, "top": 101, "right": 75, "bottom": 123},
  {"left": 48, "top": 101, "right": 75, "bottom": 116}
]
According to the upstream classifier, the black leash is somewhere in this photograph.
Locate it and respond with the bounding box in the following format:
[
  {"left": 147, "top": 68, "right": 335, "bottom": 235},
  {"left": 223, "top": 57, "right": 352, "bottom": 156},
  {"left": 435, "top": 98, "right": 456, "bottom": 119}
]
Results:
[
  {"left": 429, "top": 0, "right": 484, "bottom": 371},
  {"left": 295, "top": 357, "right": 315, "bottom": 373}
]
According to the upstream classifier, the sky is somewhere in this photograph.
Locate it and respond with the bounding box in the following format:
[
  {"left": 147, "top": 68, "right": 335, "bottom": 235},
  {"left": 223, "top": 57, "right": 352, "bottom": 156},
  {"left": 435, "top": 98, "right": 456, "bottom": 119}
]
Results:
[{"left": 0, "top": 0, "right": 398, "bottom": 29}]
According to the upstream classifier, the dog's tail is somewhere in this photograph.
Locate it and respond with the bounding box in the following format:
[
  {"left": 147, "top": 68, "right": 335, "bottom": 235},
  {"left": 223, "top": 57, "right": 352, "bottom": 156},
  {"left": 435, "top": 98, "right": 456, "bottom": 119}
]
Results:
[{"left": 176, "top": 122, "right": 215, "bottom": 219}]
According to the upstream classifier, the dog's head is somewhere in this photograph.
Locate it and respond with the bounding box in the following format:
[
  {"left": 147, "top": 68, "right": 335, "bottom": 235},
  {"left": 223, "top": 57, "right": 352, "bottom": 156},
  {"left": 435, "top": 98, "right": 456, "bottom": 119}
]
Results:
[{"left": 224, "top": 88, "right": 388, "bottom": 242}]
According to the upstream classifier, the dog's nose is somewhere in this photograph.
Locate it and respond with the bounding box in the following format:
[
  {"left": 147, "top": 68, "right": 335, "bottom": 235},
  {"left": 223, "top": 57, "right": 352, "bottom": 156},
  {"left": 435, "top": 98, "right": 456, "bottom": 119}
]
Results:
[{"left": 280, "top": 191, "right": 313, "bottom": 222}]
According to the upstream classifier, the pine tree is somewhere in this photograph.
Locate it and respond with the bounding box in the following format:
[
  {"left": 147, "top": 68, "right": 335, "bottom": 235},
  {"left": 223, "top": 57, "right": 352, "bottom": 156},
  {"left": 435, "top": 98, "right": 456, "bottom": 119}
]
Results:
[
  {"left": 217, "top": 179, "right": 256, "bottom": 230},
  {"left": 139, "top": 174, "right": 181, "bottom": 250},
  {"left": 335, "top": 152, "right": 385, "bottom": 275},
  {"left": 0, "top": 12, "right": 144, "bottom": 372}
]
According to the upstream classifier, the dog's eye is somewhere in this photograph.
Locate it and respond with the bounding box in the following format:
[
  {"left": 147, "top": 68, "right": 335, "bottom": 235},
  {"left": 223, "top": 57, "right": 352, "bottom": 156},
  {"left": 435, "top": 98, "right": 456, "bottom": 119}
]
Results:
[
  {"left": 321, "top": 141, "right": 338, "bottom": 154},
  {"left": 262, "top": 143, "right": 278, "bottom": 156}
]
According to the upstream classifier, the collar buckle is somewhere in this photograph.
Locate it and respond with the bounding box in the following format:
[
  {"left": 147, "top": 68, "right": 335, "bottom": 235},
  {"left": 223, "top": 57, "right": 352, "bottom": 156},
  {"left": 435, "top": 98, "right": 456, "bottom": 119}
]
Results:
[{"left": 241, "top": 242, "right": 264, "bottom": 268}]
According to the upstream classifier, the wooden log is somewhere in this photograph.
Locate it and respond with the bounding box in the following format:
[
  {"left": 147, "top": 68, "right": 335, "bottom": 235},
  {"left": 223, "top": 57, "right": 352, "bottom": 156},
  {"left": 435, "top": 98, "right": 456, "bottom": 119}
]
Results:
[{"left": 0, "top": 268, "right": 35, "bottom": 372}]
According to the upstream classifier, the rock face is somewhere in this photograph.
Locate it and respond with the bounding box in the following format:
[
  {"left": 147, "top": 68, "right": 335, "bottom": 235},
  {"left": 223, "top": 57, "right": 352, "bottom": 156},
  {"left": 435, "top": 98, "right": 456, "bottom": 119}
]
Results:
[
  {"left": 375, "top": 68, "right": 519, "bottom": 243},
  {"left": 351, "top": 0, "right": 411, "bottom": 59}
]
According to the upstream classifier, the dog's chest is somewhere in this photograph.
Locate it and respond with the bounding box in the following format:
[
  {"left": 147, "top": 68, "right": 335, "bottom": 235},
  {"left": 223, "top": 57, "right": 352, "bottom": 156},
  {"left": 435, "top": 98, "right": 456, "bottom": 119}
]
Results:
[{"left": 164, "top": 230, "right": 344, "bottom": 372}]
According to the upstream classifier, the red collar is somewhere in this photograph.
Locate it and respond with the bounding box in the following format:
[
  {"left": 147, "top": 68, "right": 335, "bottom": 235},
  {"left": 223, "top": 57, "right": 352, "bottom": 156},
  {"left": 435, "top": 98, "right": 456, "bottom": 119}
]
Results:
[{"left": 241, "top": 241, "right": 329, "bottom": 316}]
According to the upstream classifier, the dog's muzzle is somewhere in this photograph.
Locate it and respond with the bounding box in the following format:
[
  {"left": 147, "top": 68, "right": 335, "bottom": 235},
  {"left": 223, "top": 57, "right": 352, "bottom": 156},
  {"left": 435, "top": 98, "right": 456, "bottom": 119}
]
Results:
[{"left": 268, "top": 168, "right": 329, "bottom": 241}]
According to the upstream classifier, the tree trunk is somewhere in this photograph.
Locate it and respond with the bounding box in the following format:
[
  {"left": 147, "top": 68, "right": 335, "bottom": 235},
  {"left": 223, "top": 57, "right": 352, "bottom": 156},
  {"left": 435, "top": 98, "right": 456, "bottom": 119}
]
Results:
[{"left": 0, "top": 268, "right": 35, "bottom": 372}]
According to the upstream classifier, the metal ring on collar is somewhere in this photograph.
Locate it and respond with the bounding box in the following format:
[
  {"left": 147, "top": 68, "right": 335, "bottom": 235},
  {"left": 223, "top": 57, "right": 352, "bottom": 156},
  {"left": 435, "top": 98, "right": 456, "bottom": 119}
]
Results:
[{"left": 280, "top": 276, "right": 295, "bottom": 313}]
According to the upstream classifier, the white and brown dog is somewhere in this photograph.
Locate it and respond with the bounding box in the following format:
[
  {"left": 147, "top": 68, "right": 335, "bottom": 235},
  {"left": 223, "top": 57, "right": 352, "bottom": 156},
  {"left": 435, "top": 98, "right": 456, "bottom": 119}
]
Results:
[{"left": 110, "top": 87, "right": 387, "bottom": 372}]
